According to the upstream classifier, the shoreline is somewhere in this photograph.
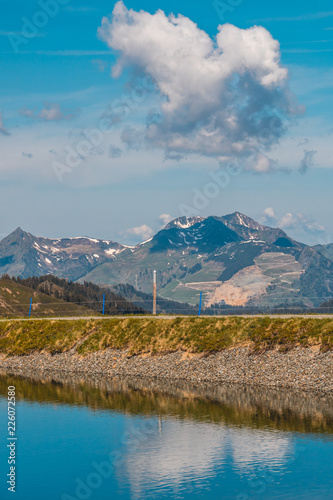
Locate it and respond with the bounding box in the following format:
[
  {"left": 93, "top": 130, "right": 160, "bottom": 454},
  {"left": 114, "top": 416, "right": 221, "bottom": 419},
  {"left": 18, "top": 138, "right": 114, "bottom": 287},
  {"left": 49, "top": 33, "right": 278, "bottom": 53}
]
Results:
[{"left": 1, "top": 345, "right": 332, "bottom": 397}]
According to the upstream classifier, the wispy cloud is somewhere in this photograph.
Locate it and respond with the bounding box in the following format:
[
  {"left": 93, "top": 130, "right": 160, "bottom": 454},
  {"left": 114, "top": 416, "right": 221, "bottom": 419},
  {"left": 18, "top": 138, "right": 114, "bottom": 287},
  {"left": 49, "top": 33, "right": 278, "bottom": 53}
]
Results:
[
  {"left": 64, "top": 6, "right": 99, "bottom": 13},
  {"left": 3, "top": 50, "right": 111, "bottom": 56},
  {"left": 92, "top": 59, "right": 108, "bottom": 72},
  {"left": 0, "top": 112, "right": 10, "bottom": 136},
  {"left": 256, "top": 11, "right": 333, "bottom": 22},
  {"left": 281, "top": 39, "right": 333, "bottom": 44},
  {"left": 109, "top": 145, "right": 122, "bottom": 158},
  {"left": 283, "top": 48, "right": 333, "bottom": 53},
  {"left": 0, "top": 30, "right": 45, "bottom": 37},
  {"left": 281, "top": 40, "right": 333, "bottom": 53},
  {"left": 19, "top": 103, "right": 80, "bottom": 122},
  {"left": 299, "top": 150, "right": 316, "bottom": 174}
]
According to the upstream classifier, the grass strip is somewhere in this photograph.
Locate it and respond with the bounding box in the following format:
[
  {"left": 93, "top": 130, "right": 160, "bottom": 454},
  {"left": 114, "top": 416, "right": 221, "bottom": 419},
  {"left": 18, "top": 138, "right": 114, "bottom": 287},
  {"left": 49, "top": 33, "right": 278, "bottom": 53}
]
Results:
[{"left": 0, "top": 316, "right": 332, "bottom": 356}]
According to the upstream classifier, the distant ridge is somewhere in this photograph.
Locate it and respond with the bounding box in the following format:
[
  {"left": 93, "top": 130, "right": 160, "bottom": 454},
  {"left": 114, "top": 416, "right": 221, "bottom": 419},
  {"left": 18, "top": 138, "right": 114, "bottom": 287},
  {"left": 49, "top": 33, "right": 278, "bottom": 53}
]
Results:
[
  {"left": 1, "top": 212, "right": 333, "bottom": 308},
  {"left": 0, "top": 228, "right": 125, "bottom": 280}
]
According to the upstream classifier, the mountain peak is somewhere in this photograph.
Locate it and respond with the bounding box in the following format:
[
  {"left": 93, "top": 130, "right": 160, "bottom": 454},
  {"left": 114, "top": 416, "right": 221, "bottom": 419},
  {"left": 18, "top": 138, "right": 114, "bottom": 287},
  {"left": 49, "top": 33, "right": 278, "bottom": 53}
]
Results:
[
  {"left": 164, "top": 216, "right": 206, "bottom": 230},
  {"left": 12, "top": 227, "right": 25, "bottom": 234},
  {"left": 222, "top": 212, "right": 263, "bottom": 230},
  {"left": 7, "top": 227, "right": 31, "bottom": 239}
]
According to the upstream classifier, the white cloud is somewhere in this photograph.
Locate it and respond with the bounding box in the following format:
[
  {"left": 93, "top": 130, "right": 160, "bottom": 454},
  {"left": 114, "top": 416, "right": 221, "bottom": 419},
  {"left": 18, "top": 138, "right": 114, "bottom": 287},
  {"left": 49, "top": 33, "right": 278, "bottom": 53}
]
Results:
[
  {"left": 279, "top": 212, "right": 298, "bottom": 228},
  {"left": 261, "top": 206, "right": 279, "bottom": 227},
  {"left": 98, "top": 2, "right": 297, "bottom": 169},
  {"left": 125, "top": 224, "right": 154, "bottom": 241},
  {"left": 123, "top": 214, "right": 172, "bottom": 243},
  {"left": 159, "top": 213, "right": 173, "bottom": 226},
  {"left": 279, "top": 212, "right": 325, "bottom": 234},
  {"left": 261, "top": 208, "right": 327, "bottom": 242},
  {"left": 0, "top": 112, "right": 10, "bottom": 135},
  {"left": 125, "top": 215, "right": 173, "bottom": 242},
  {"left": 252, "top": 153, "right": 276, "bottom": 173},
  {"left": 263, "top": 207, "right": 276, "bottom": 218}
]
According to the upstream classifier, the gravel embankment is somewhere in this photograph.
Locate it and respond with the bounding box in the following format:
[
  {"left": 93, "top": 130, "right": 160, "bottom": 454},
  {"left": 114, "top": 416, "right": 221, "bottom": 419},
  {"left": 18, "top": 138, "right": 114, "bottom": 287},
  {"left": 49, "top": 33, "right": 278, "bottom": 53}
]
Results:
[{"left": 1, "top": 346, "right": 332, "bottom": 396}]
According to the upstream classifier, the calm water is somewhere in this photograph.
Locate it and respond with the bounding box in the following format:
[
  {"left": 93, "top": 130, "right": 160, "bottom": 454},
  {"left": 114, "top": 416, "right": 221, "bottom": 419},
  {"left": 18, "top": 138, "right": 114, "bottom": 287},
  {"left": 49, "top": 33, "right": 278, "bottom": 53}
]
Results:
[{"left": 0, "top": 372, "right": 333, "bottom": 500}]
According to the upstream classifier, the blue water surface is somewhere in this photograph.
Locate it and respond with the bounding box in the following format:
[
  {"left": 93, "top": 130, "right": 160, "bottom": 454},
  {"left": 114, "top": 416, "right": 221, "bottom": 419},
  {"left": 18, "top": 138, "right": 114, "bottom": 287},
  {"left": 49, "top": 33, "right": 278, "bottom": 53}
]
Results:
[{"left": 0, "top": 377, "right": 332, "bottom": 500}]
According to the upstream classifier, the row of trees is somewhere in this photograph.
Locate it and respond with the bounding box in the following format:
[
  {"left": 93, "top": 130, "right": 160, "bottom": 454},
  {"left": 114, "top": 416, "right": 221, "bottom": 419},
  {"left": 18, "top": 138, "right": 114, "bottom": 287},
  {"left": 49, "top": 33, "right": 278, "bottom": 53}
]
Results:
[{"left": 6, "top": 275, "right": 146, "bottom": 315}]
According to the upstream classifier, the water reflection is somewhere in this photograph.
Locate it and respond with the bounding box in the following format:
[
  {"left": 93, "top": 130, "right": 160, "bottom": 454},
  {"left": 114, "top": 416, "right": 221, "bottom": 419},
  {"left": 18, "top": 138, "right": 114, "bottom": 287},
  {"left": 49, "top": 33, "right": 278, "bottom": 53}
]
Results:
[
  {"left": 123, "top": 420, "right": 226, "bottom": 498},
  {"left": 0, "top": 369, "right": 332, "bottom": 500},
  {"left": 0, "top": 369, "right": 332, "bottom": 435},
  {"left": 230, "top": 428, "right": 291, "bottom": 471},
  {"left": 121, "top": 421, "right": 292, "bottom": 499}
]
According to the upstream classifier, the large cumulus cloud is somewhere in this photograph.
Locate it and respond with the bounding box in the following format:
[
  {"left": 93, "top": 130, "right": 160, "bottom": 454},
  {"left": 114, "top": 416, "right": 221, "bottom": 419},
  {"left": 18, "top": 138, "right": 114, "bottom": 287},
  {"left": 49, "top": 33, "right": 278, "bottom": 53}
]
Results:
[{"left": 98, "top": 2, "right": 300, "bottom": 171}]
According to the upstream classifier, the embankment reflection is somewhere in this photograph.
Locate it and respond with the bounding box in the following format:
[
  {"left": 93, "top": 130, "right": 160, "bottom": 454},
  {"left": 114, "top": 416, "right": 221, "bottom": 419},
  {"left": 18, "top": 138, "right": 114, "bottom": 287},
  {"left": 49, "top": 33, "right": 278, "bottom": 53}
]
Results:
[{"left": 1, "top": 369, "right": 332, "bottom": 435}]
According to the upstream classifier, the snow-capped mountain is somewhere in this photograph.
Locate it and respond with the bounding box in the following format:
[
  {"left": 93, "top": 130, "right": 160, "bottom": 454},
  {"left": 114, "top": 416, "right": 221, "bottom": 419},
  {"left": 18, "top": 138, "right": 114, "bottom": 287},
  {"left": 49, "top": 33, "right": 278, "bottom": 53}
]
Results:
[
  {"left": 165, "top": 216, "right": 206, "bottom": 230},
  {"left": 0, "top": 227, "right": 125, "bottom": 280},
  {"left": 1, "top": 213, "right": 333, "bottom": 308},
  {"left": 81, "top": 212, "right": 333, "bottom": 308},
  {"left": 165, "top": 212, "right": 289, "bottom": 245}
]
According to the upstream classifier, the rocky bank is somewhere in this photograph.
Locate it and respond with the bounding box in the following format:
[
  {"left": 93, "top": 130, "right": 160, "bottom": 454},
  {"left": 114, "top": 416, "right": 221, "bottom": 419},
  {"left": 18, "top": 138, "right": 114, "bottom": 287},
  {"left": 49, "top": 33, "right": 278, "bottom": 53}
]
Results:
[{"left": 1, "top": 345, "right": 332, "bottom": 396}]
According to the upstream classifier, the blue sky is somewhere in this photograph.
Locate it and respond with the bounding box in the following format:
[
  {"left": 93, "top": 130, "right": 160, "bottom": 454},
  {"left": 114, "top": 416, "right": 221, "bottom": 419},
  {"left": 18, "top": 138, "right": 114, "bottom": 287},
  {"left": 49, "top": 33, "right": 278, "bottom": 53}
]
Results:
[{"left": 0, "top": 0, "right": 332, "bottom": 245}]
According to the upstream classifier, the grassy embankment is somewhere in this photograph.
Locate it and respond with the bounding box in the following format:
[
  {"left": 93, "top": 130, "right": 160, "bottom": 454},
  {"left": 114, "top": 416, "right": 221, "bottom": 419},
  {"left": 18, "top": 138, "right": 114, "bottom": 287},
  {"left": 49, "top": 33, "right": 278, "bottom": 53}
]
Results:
[{"left": 0, "top": 316, "right": 332, "bottom": 356}]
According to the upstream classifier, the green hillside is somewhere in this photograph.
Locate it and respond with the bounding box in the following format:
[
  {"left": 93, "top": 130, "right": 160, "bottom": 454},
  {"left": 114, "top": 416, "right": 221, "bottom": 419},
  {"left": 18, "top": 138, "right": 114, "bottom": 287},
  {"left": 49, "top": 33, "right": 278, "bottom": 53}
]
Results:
[
  {"left": 12, "top": 275, "right": 146, "bottom": 315},
  {"left": 0, "top": 278, "right": 95, "bottom": 318}
]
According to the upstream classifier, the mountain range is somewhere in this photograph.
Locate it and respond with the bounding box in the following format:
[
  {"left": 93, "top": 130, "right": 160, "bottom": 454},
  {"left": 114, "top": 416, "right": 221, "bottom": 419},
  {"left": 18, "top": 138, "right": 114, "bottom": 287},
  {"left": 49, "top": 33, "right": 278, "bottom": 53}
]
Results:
[
  {"left": 1, "top": 212, "right": 333, "bottom": 309},
  {"left": 0, "top": 227, "right": 125, "bottom": 281}
]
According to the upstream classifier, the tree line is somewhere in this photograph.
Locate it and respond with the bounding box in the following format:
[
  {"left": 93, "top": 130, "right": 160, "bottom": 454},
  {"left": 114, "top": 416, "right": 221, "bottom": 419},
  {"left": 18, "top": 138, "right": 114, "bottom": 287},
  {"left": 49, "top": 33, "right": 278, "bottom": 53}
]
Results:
[{"left": 2, "top": 274, "right": 145, "bottom": 315}]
